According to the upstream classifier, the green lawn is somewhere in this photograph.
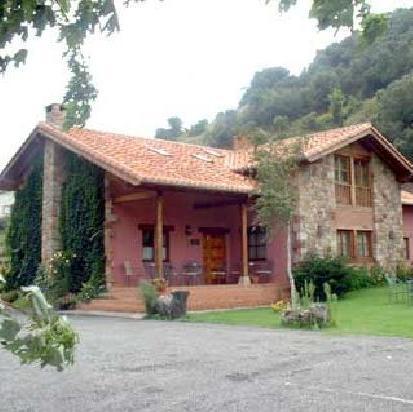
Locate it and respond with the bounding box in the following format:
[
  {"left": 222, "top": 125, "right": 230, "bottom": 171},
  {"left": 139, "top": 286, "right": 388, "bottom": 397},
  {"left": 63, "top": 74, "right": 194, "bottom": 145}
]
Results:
[{"left": 187, "top": 287, "right": 413, "bottom": 338}]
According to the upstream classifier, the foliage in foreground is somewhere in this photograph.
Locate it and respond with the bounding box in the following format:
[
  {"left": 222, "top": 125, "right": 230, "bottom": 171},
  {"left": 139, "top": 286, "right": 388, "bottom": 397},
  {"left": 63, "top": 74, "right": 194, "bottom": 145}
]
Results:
[{"left": 0, "top": 279, "right": 79, "bottom": 371}]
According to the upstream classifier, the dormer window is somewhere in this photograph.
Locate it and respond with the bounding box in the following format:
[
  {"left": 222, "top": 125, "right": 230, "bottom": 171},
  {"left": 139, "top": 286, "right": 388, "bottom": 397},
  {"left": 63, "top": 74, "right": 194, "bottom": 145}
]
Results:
[{"left": 147, "top": 147, "right": 171, "bottom": 156}]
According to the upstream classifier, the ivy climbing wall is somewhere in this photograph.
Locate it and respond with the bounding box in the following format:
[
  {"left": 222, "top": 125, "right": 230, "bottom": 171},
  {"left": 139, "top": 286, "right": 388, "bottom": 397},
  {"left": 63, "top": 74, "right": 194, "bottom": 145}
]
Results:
[
  {"left": 60, "top": 152, "right": 105, "bottom": 292},
  {"left": 6, "top": 155, "right": 43, "bottom": 289}
]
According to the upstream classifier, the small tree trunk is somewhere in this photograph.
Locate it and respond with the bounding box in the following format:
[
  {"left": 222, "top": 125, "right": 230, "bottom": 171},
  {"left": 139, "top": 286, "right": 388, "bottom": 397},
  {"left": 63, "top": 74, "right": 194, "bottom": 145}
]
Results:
[{"left": 287, "top": 220, "right": 297, "bottom": 308}]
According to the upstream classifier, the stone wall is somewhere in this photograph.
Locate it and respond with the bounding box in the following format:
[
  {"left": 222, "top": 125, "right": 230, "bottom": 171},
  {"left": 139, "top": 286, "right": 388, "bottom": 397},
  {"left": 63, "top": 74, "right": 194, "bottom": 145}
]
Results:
[
  {"left": 41, "top": 139, "right": 67, "bottom": 264},
  {"left": 372, "top": 155, "right": 404, "bottom": 269},
  {"left": 293, "top": 154, "right": 336, "bottom": 261},
  {"left": 293, "top": 150, "right": 403, "bottom": 270}
]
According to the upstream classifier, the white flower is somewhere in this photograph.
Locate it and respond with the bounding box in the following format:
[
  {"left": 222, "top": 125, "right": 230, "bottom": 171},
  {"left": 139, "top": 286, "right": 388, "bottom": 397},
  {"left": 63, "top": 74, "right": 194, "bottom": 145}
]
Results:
[{"left": 0, "top": 274, "right": 5, "bottom": 284}]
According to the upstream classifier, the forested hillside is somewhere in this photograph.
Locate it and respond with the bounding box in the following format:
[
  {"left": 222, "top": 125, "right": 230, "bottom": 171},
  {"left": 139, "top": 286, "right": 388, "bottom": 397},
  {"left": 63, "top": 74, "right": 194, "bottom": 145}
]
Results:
[{"left": 157, "top": 8, "right": 413, "bottom": 158}]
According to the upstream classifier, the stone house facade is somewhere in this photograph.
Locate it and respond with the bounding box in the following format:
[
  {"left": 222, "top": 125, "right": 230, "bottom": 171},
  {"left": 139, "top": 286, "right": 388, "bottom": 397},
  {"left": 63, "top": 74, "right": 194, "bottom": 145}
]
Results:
[
  {"left": 0, "top": 104, "right": 412, "bottom": 311},
  {"left": 294, "top": 143, "right": 404, "bottom": 270}
]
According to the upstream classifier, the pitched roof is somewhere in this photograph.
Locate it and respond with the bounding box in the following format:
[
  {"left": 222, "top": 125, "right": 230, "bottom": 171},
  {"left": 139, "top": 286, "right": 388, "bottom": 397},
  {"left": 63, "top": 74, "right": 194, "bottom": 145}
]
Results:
[
  {"left": 234, "top": 123, "right": 413, "bottom": 175},
  {"left": 0, "top": 122, "right": 255, "bottom": 193},
  {"left": 1, "top": 121, "right": 412, "bottom": 193}
]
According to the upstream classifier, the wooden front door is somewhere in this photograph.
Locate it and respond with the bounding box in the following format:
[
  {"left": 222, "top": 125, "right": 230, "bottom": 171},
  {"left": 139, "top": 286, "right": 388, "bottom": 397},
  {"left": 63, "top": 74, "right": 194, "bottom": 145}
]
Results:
[{"left": 202, "top": 234, "right": 226, "bottom": 284}]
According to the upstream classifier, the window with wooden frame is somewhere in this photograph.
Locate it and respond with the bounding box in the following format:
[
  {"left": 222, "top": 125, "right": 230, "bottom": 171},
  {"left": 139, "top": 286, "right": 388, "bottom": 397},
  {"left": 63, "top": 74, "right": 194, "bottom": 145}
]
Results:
[
  {"left": 140, "top": 227, "right": 170, "bottom": 262},
  {"left": 354, "top": 159, "right": 372, "bottom": 207},
  {"left": 336, "top": 230, "right": 373, "bottom": 260},
  {"left": 248, "top": 226, "right": 266, "bottom": 261},
  {"left": 356, "top": 231, "right": 372, "bottom": 258},
  {"left": 336, "top": 230, "right": 353, "bottom": 258},
  {"left": 404, "top": 237, "right": 410, "bottom": 261},
  {"left": 335, "top": 155, "right": 352, "bottom": 205}
]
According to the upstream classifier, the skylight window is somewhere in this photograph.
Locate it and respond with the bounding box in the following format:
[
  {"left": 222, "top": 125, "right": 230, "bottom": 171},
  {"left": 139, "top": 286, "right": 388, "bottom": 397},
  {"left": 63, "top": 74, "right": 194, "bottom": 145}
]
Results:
[
  {"left": 192, "top": 154, "right": 214, "bottom": 163},
  {"left": 147, "top": 147, "right": 171, "bottom": 156},
  {"left": 203, "top": 148, "right": 224, "bottom": 158}
]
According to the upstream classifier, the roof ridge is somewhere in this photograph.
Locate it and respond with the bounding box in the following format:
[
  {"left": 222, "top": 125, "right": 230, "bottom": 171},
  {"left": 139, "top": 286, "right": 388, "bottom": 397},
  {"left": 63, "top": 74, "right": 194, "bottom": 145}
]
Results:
[{"left": 68, "top": 126, "right": 234, "bottom": 154}]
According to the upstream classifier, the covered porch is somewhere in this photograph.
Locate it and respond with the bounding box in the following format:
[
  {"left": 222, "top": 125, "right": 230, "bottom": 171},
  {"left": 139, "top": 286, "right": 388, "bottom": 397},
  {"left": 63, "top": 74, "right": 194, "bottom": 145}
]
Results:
[{"left": 105, "top": 176, "right": 288, "bottom": 290}]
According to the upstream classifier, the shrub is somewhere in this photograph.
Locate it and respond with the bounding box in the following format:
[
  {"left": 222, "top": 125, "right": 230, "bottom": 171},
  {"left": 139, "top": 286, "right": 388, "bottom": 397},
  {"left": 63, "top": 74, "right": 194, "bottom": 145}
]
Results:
[
  {"left": 0, "top": 290, "right": 19, "bottom": 303},
  {"left": 396, "top": 262, "right": 413, "bottom": 283},
  {"left": 139, "top": 281, "right": 158, "bottom": 315},
  {"left": 370, "top": 265, "right": 386, "bottom": 285},
  {"left": 344, "top": 266, "right": 373, "bottom": 290},
  {"left": 76, "top": 273, "right": 106, "bottom": 303},
  {"left": 293, "top": 254, "right": 375, "bottom": 300}
]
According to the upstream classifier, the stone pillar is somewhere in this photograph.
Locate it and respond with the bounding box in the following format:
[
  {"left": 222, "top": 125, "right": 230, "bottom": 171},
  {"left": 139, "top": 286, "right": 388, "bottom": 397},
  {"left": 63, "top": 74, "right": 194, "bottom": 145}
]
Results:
[
  {"left": 41, "top": 103, "right": 67, "bottom": 265},
  {"left": 41, "top": 139, "right": 66, "bottom": 264}
]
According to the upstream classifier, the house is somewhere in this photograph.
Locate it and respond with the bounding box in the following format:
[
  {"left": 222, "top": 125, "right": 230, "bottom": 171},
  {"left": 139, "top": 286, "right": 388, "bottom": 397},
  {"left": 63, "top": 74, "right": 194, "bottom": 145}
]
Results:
[{"left": 0, "top": 103, "right": 412, "bottom": 312}]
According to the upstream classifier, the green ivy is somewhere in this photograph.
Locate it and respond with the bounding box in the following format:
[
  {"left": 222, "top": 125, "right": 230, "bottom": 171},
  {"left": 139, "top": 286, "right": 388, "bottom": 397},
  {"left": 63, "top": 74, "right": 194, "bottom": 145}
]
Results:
[
  {"left": 60, "top": 152, "right": 105, "bottom": 292},
  {"left": 5, "top": 156, "right": 43, "bottom": 290}
]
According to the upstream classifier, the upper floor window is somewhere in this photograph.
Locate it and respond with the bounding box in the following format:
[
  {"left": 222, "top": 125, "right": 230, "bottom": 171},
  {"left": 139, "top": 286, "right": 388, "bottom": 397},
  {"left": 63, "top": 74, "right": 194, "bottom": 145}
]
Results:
[
  {"left": 354, "top": 159, "right": 372, "bottom": 207},
  {"left": 335, "top": 155, "right": 372, "bottom": 207},
  {"left": 335, "top": 156, "right": 351, "bottom": 205},
  {"left": 248, "top": 226, "right": 266, "bottom": 261}
]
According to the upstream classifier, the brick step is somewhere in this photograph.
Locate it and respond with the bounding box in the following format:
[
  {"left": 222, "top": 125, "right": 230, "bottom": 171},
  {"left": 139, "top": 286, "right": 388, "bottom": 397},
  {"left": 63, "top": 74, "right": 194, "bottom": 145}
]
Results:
[{"left": 78, "top": 283, "right": 288, "bottom": 313}]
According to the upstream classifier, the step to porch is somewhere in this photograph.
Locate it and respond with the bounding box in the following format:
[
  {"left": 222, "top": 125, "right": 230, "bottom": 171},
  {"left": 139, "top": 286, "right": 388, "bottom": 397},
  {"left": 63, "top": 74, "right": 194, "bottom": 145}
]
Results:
[{"left": 77, "top": 283, "right": 290, "bottom": 314}]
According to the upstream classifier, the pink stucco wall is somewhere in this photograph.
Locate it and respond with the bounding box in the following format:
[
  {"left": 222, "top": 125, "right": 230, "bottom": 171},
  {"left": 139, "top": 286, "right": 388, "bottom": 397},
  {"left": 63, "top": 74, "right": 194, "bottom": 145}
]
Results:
[
  {"left": 402, "top": 205, "right": 413, "bottom": 263},
  {"left": 110, "top": 190, "right": 288, "bottom": 285}
]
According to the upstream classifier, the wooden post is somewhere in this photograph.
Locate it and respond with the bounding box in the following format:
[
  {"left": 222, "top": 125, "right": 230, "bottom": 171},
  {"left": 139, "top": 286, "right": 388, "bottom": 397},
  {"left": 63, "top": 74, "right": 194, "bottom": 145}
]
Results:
[
  {"left": 154, "top": 193, "right": 164, "bottom": 279},
  {"left": 239, "top": 203, "right": 250, "bottom": 285}
]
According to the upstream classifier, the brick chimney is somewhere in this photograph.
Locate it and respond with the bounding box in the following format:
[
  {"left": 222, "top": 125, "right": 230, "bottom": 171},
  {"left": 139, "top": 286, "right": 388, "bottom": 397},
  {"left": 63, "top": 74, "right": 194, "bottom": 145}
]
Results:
[{"left": 45, "top": 103, "right": 66, "bottom": 129}]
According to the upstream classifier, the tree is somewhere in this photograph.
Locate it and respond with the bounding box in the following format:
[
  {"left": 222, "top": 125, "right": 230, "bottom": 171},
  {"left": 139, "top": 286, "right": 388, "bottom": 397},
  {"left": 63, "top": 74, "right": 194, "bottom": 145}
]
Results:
[
  {"left": 155, "top": 117, "right": 183, "bottom": 141},
  {"left": 246, "top": 128, "right": 301, "bottom": 307},
  {"left": 1, "top": 0, "right": 381, "bottom": 128},
  {"left": 204, "top": 8, "right": 413, "bottom": 154},
  {"left": 328, "top": 87, "right": 345, "bottom": 126},
  {"left": 188, "top": 119, "right": 208, "bottom": 137},
  {"left": 373, "top": 73, "right": 413, "bottom": 159},
  {"left": 204, "top": 110, "right": 239, "bottom": 148}
]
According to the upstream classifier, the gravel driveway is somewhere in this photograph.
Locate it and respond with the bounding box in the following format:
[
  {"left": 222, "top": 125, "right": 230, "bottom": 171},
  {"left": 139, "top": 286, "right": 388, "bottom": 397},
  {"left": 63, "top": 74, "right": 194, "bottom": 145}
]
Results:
[{"left": 1, "top": 316, "right": 413, "bottom": 411}]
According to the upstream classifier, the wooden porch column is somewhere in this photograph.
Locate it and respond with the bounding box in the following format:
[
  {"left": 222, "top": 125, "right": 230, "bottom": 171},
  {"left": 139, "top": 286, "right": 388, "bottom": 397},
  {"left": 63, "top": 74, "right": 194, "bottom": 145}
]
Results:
[
  {"left": 154, "top": 193, "right": 164, "bottom": 279},
  {"left": 239, "top": 203, "right": 251, "bottom": 285}
]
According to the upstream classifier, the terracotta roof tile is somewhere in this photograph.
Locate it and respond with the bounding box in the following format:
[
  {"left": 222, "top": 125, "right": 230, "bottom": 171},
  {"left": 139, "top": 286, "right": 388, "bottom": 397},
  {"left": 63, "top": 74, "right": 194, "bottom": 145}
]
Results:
[{"left": 40, "top": 123, "right": 256, "bottom": 193}]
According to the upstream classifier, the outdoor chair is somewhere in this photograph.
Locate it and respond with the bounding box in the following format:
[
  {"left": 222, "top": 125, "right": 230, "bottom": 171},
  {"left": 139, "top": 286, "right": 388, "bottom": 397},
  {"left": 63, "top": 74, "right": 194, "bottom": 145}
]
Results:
[
  {"left": 227, "top": 264, "right": 241, "bottom": 284},
  {"left": 142, "top": 261, "right": 156, "bottom": 280},
  {"left": 122, "top": 260, "right": 139, "bottom": 286},
  {"left": 181, "top": 261, "right": 203, "bottom": 285},
  {"left": 385, "top": 274, "right": 407, "bottom": 304},
  {"left": 143, "top": 261, "right": 175, "bottom": 282},
  {"left": 248, "top": 260, "right": 273, "bottom": 284}
]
